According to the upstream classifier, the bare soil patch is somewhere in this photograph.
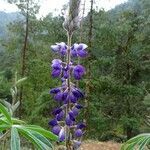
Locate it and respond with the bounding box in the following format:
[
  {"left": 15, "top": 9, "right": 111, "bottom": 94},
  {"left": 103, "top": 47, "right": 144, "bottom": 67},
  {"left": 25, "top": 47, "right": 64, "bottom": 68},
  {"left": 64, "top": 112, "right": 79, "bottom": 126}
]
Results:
[{"left": 81, "top": 141, "right": 121, "bottom": 150}]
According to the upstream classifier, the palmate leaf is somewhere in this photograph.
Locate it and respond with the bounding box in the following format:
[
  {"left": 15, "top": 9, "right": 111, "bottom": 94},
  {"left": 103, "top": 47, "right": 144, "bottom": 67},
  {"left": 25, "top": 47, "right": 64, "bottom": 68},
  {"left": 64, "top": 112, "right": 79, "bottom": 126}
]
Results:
[
  {"left": 11, "top": 127, "right": 20, "bottom": 150},
  {"left": 0, "top": 103, "right": 56, "bottom": 149},
  {"left": 121, "top": 133, "right": 150, "bottom": 150},
  {"left": 30, "top": 130, "right": 54, "bottom": 149},
  {"left": 16, "top": 126, "right": 54, "bottom": 150}
]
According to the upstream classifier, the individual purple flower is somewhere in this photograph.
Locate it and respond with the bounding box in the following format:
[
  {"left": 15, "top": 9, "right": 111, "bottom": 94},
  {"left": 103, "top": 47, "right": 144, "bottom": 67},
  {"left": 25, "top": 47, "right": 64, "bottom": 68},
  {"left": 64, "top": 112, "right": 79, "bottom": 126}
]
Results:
[
  {"left": 52, "top": 107, "right": 62, "bottom": 115},
  {"left": 51, "top": 45, "right": 59, "bottom": 52},
  {"left": 54, "top": 92, "right": 63, "bottom": 102},
  {"left": 59, "top": 128, "right": 65, "bottom": 142},
  {"left": 52, "top": 59, "right": 62, "bottom": 69},
  {"left": 75, "top": 104, "right": 83, "bottom": 109},
  {"left": 52, "top": 125, "right": 61, "bottom": 135},
  {"left": 74, "top": 129, "right": 83, "bottom": 137},
  {"left": 73, "top": 65, "right": 85, "bottom": 80},
  {"left": 72, "top": 88, "right": 84, "bottom": 99},
  {"left": 56, "top": 110, "right": 65, "bottom": 121},
  {"left": 70, "top": 93, "right": 78, "bottom": 103},
  {"left": 57, "top": 42, "right": 68, "bottom": 55},
  {"left": 73, "top": 140, "right": 81, "bottom": 149},
  {"left": 65, "top": 115, "right": 73, "bottom": 126},
  {"left": 52, "top": 69, "right": 61, "bottom": 78},
  {"left": 77, "top": 43, "right": 88, "bottom": 57},
  {"left": 63, "top": 91, "right": 69, "bottom": 102},
  {"left": 50, "top": 87, "right": 60, "bottom": 94},
  {"left": 71, "top": 43, "right": 88, "bottom": 58},
  {"left": 63, "top": 65, "right": 70, "bottom": 79},
  {"left": 51, "top": 59, "right": 62, "bottom": 77},
  {"left": 72, "top": 107, "right": 79, "bottom": 116},
  {"left": 48, "top": 119, "right": 58, "bottom": 127},
  {"left": 66, "top": 92, "right": 78, "bottom": 103},
  {"left": 76, "top": 123, "right": 86, "bottom": 129},
  {"left": 51, "top": 42, "right": 68, "bottom": 55},
  {"left": 68, "top": 111, "right": 76, "bottom": 121},
  {"left": 71, "top": 43, "right": 79, "bottom": 57}
]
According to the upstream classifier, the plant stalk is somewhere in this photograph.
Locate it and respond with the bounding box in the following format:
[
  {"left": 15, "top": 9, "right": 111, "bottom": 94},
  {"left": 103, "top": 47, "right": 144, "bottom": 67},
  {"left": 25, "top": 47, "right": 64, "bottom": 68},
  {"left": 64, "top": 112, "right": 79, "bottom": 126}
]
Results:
[{"left": 65, "top": 32, "right": 72, "bottom": 150}]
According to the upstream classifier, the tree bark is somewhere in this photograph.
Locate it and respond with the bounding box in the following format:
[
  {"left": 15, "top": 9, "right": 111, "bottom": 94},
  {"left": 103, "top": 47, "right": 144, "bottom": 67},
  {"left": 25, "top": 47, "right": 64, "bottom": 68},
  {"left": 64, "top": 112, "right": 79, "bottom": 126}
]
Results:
[
  {"left": 19, "top": 0, "right": 29, "bottom": 118},
  {"left": 84, "top": 0, "right": 94, "bottom": 136}
]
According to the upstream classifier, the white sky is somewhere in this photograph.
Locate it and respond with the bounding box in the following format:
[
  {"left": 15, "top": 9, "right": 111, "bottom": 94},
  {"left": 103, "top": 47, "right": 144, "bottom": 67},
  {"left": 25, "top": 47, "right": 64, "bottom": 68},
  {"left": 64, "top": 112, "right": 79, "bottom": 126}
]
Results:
[{"left": 0, "top": 0, "right": 128, "bottom": 18}]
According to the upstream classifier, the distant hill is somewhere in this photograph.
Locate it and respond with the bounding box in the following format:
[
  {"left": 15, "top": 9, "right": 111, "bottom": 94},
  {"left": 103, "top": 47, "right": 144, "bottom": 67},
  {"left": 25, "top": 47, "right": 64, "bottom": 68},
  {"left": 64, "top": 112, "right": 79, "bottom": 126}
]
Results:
[{"left": 0, "top": 11, "right": 20, "bottom": 37}]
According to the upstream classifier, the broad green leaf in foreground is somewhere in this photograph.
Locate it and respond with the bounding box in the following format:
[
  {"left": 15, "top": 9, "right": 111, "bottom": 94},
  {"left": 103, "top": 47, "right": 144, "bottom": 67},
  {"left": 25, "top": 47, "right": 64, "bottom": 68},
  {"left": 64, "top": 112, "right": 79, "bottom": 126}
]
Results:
[
  {"left": 121, "top": 133, "right": 150, "bottom": 150},
  {"left": 17, "top": 126, "right": 54, "bottom": 150},
  {"left": 11, "top": 127, "right": 20, "bottom": 150}
]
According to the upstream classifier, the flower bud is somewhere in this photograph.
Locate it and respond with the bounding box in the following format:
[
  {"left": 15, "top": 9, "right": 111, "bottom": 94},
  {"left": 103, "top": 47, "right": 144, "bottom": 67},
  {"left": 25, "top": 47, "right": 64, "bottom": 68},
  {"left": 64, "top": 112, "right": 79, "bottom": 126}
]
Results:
[{"left": 63, "top": 0, "right": 81, "bottom": 34}]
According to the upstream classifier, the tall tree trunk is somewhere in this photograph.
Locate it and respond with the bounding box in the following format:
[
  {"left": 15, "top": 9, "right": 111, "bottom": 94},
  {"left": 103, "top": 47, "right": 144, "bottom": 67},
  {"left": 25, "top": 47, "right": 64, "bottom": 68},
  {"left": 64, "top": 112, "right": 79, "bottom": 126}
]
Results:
[
  {"left": 79, "top": 0, "right": 86, "bottom": 43},
  {"left": 19, "top": 0, "right": 29, "bottom": 118},
  {"left": 84, "top": 0, "right": 94, "bottom": 136}
]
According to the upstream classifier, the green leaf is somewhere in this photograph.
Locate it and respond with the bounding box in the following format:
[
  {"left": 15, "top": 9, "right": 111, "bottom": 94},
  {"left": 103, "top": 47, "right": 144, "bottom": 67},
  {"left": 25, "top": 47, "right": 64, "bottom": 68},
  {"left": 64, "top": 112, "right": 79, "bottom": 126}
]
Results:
[
  {"left": 12, "top": 101, "right": 20, "bottom": 112},
  {"left": 30, "top": 130, "right": 54, "bottom": 149},
  {"left": 16, "top": 77, "right": 27, "bottom": 86},
  {"left": 0, "top": 117, "right": 10, "bottom": 125},
  {"left": 121, "top": 133, "right": 150, "bottom": 150},
  {"left": 11, "top": 118, "right": 26, "bottom": 125},
  {"left": 11, "top": 127, "right": 20, "bottom": 150},
  {"left": 0, "top": 99, "right": 11, "bottom": 110},
  {"left": 16, "top": 126, "right": 53, "bottom": 150},
  {"left": 25, "top": 125, "right": 58, "bottom": 141},
  {"left": 0, "top": 124, "right": 11, "bottom": 132},
  {"left": 138, "top": 136, "right": 150, "bottom": 150},
  {"left": 0, "top": 103, "right": 12, "bottom": 124}
]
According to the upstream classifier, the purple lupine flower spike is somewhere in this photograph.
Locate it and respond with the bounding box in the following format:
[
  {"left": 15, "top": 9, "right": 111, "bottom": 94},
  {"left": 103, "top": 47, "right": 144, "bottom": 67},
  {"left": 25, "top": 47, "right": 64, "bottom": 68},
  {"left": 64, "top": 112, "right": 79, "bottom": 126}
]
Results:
[{"left": 50, "top": 39, "right": 87, "bottom": 148}]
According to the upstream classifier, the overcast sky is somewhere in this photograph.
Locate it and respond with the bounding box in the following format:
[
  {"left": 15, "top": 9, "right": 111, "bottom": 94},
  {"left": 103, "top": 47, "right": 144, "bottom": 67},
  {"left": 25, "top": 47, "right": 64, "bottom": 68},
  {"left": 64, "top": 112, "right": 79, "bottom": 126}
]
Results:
[{"left": 0, "top": 0, "right": 128, "bottom": 18}]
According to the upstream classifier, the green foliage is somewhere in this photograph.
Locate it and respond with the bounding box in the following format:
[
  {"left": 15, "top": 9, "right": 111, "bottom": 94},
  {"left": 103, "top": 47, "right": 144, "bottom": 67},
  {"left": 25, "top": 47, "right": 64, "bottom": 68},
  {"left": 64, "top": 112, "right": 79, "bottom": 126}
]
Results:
[
  {"left": 0, "top": 103, "right": 57, "bottom": 150},
  {"left": 121, "top": 133, "right": 150, "bottom": 150}
]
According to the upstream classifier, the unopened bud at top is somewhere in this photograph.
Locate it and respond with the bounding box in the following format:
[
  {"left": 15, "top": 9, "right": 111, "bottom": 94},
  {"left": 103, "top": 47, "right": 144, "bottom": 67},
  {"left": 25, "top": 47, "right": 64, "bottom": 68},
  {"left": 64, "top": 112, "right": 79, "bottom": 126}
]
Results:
[{"left": 63, "top": 0, "right": 81, "bottom": 34}]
